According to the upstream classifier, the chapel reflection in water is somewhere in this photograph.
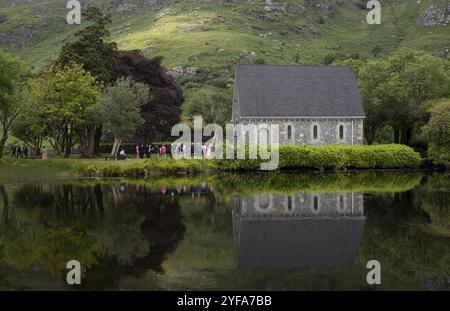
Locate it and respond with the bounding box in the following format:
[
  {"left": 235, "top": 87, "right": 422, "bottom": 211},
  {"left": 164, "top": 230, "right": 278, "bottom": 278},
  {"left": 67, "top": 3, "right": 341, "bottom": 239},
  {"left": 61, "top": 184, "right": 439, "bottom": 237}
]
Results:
[{"left": 232, "top": 192, "right": 366, "bottom": 269}]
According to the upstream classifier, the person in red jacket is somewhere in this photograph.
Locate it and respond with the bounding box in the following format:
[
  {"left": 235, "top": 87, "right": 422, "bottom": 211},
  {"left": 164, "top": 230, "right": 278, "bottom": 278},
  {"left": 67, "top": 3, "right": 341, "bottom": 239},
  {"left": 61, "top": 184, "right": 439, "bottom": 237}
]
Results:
[{"left": 160, "top": 145, "right": 167, "bottom": 157}]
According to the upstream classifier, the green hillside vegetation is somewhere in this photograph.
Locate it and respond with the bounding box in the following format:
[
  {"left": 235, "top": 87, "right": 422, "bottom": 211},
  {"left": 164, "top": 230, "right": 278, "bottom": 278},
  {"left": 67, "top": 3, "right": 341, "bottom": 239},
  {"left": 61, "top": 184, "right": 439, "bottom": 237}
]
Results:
[{"left": 1, "top": 0, "right": 450, "bottom": 116}]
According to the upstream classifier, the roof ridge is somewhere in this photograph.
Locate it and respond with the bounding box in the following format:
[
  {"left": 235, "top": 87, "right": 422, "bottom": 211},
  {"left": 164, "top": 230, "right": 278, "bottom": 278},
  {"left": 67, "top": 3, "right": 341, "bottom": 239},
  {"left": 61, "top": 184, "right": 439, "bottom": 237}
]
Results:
[{"left": 236, "top": 63, "right": 353, "bottom": 68}]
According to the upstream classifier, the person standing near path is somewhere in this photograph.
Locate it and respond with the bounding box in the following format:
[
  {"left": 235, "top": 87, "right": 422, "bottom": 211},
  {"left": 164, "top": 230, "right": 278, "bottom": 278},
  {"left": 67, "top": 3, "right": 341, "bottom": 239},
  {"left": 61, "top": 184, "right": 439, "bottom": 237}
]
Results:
[
  {"left": 160, "top": 145, "right": 166, "bottom": 157},
  {"left": 136, "top": 144, "right": 140, "bottom": 160},
  {"left": 138, "top": 144, "right": 145, "bottom": 159},
  {"left": 41, "top": 148, "right": 48, "bottom": 160}
]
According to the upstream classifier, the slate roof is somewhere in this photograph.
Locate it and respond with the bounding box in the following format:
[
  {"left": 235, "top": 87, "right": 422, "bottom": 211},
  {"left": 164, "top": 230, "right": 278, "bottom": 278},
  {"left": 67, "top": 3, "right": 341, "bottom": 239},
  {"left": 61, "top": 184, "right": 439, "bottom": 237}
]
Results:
[{"left": 234, "top": 64, "right": 365, "bottom": 118}]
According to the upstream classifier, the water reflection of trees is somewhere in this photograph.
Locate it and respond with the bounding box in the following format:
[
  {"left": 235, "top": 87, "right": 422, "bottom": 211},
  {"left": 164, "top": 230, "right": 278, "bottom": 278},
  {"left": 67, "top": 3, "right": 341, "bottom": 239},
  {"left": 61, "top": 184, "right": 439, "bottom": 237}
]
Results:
[
  {"left": 0, "top": 183, "right": 191, "bottom": 289},
  {"left": 0, "top": 172, "right": 448, "bottom": 290},
  {"left": 359, "top": 177, "right": 450, "bottom": 290}
]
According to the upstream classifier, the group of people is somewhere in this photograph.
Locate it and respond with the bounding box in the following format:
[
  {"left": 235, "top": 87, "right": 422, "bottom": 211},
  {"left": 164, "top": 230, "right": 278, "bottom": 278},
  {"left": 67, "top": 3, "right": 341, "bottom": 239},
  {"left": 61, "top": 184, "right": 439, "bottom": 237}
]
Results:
[
  {"left": 122, "top": 142, "right": 216, "bottom": 160},
  {"left": 10, "top": 145, "right": 29, "bottom": 158},
  {"left": 135, "top": 144, "right": 172, "bottom": 160}
]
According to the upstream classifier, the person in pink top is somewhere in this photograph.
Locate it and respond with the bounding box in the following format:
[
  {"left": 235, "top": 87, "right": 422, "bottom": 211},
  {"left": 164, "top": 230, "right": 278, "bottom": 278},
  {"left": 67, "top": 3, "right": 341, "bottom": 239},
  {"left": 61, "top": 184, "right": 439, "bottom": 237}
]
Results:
[{"left": 160, "top": 145, "right": 167, "bottom": 156}]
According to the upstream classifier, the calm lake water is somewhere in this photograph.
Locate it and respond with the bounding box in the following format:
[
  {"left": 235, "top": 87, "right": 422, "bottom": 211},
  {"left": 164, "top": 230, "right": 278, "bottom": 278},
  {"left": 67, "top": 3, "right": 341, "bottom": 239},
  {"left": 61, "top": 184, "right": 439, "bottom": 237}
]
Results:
[{"left": 0, "top": 172, "right": 448, "bottom": 290}]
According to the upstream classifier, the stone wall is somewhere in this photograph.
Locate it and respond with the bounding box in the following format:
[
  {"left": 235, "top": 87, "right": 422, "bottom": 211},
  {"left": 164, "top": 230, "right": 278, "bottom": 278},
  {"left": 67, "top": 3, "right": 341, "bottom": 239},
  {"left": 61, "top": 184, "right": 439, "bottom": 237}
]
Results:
[{"left": 237, "top": 118, "right": 364, "bottom": 145}]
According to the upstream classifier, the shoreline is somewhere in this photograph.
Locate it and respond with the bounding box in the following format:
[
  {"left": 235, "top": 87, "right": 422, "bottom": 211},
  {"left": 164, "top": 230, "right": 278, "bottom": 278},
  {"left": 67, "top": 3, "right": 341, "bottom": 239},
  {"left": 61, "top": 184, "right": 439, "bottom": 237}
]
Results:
[{"left": 0, "top": 157, "right": 447, "bottom": 179}]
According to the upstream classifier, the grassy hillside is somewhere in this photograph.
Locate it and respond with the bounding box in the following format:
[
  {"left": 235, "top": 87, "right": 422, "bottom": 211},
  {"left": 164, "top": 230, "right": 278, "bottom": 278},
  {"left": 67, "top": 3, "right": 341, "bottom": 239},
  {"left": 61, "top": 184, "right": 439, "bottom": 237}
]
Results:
[{"left": 1, "top": 0, "right": 450, "bottom": 117}]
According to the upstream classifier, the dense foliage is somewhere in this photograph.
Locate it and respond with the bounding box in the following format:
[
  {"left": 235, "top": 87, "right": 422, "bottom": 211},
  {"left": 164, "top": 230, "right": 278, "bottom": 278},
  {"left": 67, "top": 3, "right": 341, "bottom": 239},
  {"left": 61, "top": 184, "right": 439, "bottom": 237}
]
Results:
[
  {"left": 23, "top": 63, "right": 101, "bottom": 157},
  {"left": 216, "top": 144, "right": 422, "bottom": 171},
  {"left": 339, "top": 50, "right": 450, "bottom": 147},
  {"left": 94, "top": 77, "right": 148, "bottom": 156},
  {"left": 0, "top": 49, "right": 25, "bottom": 158},
  {"left": 422, "top": 99, "right": 450, "bottom": 165},
  {"left": 113, "top": 51, "right": 184, "bottom": 143},
  {"left": 58, "top": 7, "right": 117, "bottom": 84}
]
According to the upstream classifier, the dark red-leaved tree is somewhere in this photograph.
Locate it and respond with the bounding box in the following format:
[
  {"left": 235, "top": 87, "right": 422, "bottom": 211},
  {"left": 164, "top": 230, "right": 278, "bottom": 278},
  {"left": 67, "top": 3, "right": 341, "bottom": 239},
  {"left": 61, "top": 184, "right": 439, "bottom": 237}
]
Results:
[{"left": 113, "top": 50, "right": 184, "bottom": 143}]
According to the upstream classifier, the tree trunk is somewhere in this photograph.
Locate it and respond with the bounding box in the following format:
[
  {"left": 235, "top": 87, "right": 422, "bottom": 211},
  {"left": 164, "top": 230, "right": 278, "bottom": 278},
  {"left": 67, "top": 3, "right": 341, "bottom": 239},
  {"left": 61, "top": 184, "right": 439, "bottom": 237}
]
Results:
[
  {"left": 0, "top": 136, "right": 7, "bottom": 159},
  {"left": 0, "top": 121, "right": 9, "bottom": 159},
  {"left": 53, "top": 135, "right": 61, "bottom": 155},
  {"left": 363, "top": 121, "right": 377, "bottom": 145},
  {"left": 111, "top": 134, "right": 119, "bottom": 156},
  {"left": 88, "top": 129, "right": 95, "bottom": 156},
  {"left": 394, "top": 129, "right": 400, "bottom": 144},
  {"left": 64, "top": 132, "right": 73, "bottom": 158},
  {"left": 80, "top": 125, "right": 96, "bottom": 158},
  {"left": 94, "top": 125, "right": 103, "bottom": 155},
  {"left": 33, "top": 137, "right": 43, "bottom": 156},
  {"left": 400, "top": 128, "right": 412, "bottom": 146},
  {"left": 116, "top": 139, "right": 122, "bottom": 156},
  {"left": 111, "top": 134, "right": 122, "bottom": 156},
  {"left": 0, "top": 185, "right": 9, "bottom": 222}
]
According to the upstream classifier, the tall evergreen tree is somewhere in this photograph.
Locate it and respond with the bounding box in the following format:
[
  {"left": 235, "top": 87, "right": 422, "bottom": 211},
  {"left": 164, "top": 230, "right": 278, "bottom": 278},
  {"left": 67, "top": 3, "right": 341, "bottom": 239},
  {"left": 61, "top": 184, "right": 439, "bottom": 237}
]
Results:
[
  {"left": 58, "top": 7, "right": 117, "bottom": 156},
  {"left": 59, "top": 7, "right": 117, "bottom": 84}
]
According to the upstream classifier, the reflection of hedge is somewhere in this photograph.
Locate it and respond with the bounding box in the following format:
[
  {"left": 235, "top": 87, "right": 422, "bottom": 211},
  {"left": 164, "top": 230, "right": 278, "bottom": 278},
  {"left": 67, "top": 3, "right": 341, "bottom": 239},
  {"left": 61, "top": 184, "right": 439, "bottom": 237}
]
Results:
[
  {"left": 215, "top": 144, "right": 421, "bottom": 171},
  {"left": 14, "top": 171, "right": 422, "bottom": 194},
  {"left": 213, "top": 172, "right": 423, "bottom": 194}
]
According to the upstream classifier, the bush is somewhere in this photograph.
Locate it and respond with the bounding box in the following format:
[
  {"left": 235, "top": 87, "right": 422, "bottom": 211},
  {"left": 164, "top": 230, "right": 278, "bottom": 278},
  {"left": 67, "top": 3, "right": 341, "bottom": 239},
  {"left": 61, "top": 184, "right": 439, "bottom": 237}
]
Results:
[
  {"left": 215, "top": 144, "right": 421, "bottom": 171},
  {"left": 422, "top": 99, "right": 450, "bottom": 165},
  {"left": 74, "top": 158, "right": 211, "bottom": 177}
]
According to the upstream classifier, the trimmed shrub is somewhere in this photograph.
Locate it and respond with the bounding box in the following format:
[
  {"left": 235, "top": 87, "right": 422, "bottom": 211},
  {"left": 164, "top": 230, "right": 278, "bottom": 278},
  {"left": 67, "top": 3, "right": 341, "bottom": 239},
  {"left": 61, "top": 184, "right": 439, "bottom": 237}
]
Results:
[
  {"left": 215, "top": 144, "right": 421, "bottom": 171},
  {"left": 75, "top": 158, "right": 211, "bottom": 177}
]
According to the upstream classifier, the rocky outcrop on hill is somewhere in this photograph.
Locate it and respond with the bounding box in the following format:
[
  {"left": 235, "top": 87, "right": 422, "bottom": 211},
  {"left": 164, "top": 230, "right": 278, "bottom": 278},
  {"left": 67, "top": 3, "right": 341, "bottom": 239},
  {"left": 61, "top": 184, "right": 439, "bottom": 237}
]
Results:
[
  {"left": 417, "top": 4, "right": 450, "bottom": 27},
  {"left": 167, "top": 66, "right": 198, "bottom": 78}
]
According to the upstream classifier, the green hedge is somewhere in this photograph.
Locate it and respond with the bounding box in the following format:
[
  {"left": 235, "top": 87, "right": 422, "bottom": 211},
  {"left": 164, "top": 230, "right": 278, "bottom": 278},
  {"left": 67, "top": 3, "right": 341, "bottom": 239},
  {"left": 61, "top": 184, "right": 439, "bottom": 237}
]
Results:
[
  {"left": 77, "top": 158, "right": 212, "bottom": 177},
  {"left": 215, "top": 144, "right": 421, "bottom": 171}
]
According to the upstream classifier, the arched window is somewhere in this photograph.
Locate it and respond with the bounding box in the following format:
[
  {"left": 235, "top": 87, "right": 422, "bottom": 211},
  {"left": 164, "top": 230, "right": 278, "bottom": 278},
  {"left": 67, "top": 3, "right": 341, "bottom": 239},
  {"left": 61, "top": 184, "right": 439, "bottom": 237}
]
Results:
[
  {"left": 287, "top": 125, "right": 292, "bottom": 140},
  {"left": 258, "top": 128, "right": 270, "bottom": 145},
  {"left": 311, "top": 194, "right": 321, "bottom": 214},
  {"left": 313, "top": 196, "right": 319, "bottom": 211},
  {"left": 311, "top": 194, "right": 322, "bottom": 214},
  {"left": 313, "top": 125, "right": 318, "bottom": 140},
  {"left": 337, "top": 194, "right": 346, "bottom": 214},
  {"left": 339, "top": 125, "right": 344, "bottom": 140}
]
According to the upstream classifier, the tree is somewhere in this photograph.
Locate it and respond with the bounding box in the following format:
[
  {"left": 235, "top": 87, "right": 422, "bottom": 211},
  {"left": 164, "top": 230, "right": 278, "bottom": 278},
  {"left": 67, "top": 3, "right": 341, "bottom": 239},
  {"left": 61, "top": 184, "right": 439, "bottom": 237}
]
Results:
[
  {"left": 59, "top": 6, "right": 117, "bottom": 155},
  {"left": 95, "top": 77, "right": 148, "bottom": 156},
  {"left": 355, "top": 50, "right": 450, "bottom": 145},
  {"left": 0, "top": 49, "right": 26, "bottom": 158},
  {"left": 113, "top": 51, "right": 184, "bottom": 143},
  {"left": 422, "top": 99, "right": 450, "bottom": 165},
  {"left": 385, "top": 51, "right": 450, "bottom": 145},
  {"left": 11, "top": 97, "right": 46, "bottom": 155},
  {"left": 30, "top": 63, "right": 101, "bottom": 156},
  {"left": 356, "top": 59, "right": 392, "bottom": 144},
  {"left": 59, "top": 7, "right": 117, "bottom": 84},
  {"left": 183, "top": 87, "right": 232, "bottom": 127}
]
